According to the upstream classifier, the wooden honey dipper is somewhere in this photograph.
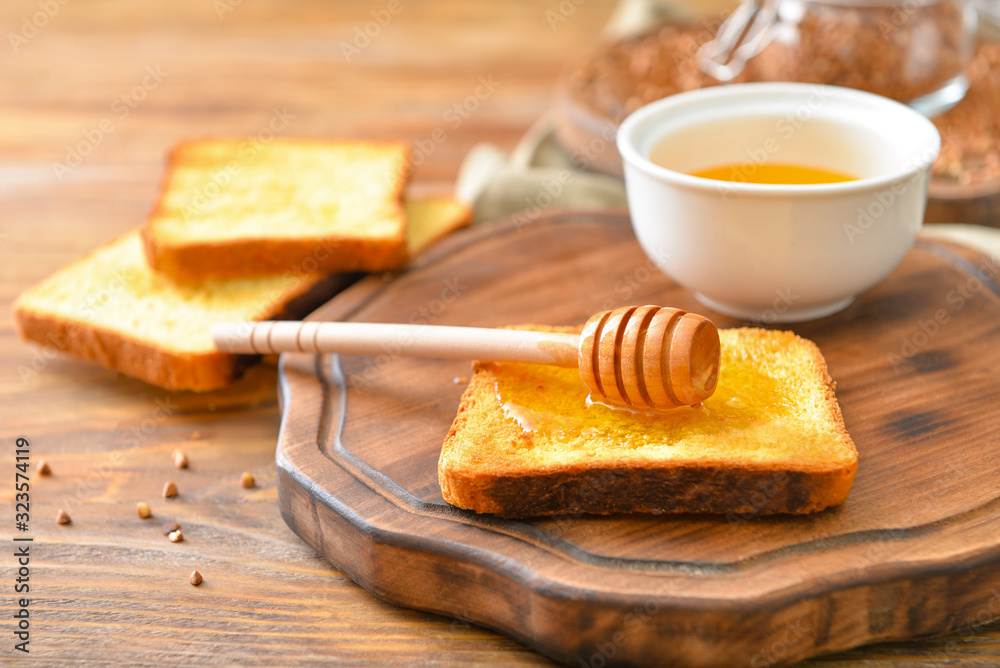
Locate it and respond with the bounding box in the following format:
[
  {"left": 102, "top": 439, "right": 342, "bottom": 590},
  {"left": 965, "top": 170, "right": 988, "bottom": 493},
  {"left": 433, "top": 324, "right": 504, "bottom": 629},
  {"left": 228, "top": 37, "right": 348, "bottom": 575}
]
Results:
[{"left": 211, "top": 305, "right": 720, "bottom": 411}]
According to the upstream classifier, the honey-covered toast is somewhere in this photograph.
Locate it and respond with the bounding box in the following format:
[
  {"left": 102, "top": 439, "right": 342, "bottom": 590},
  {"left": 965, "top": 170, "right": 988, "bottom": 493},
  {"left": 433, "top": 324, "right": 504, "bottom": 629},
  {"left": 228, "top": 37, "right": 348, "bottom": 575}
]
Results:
[{"left": 439, "top": 327, "right": 857, "bottom": 517}]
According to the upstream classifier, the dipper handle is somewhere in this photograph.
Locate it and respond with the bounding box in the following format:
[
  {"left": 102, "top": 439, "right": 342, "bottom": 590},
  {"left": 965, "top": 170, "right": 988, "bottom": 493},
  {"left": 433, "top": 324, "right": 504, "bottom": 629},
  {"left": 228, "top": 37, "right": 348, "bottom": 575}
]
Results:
[
  {"left": 211, "top": 305, "right": 720, "bottom": 411},
  {"left": 211, "top": 320, "right": 581, "bottom": 366}
]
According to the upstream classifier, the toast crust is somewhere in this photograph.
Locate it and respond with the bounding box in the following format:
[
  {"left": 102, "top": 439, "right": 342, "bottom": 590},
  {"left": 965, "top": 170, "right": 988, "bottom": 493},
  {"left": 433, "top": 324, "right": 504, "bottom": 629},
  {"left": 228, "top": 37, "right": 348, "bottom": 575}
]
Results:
[
  {"left": 441, "top": 463, "right": 857, "bottom": 518},
  {"left": 13, "top": 305, "right": 246, "bottom": 391},
  {"left": 142, "top": 137, "right": 410, "bottom": 282},
  {"left": 439, "top": 327, "right": 858, "bottom": 518},
  {"left": 12, "top": 231, "right": 346, "bottom": 391},
  {"left": 143, "top": 232, "right": 407, "bottom": 283},
  {"left": 13, "top": 193, "right": 469, "bottom": 392},
  {"left": 13, "top": 271, "right": 341, "bottom": 391}
]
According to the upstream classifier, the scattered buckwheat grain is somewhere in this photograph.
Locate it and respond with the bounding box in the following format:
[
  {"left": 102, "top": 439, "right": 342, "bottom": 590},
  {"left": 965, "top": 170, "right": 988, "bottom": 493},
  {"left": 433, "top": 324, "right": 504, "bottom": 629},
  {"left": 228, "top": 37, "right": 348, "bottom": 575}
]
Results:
[{"left": 172, "top": 450, "right": 188, "bottom": 469}]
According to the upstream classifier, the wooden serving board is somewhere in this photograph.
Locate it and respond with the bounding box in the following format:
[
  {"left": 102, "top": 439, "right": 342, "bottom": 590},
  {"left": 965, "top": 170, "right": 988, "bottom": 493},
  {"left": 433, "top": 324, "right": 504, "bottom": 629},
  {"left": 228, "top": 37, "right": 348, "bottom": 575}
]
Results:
[{"left": 275, "top": 210, "right": 1000, "bottom": 668}]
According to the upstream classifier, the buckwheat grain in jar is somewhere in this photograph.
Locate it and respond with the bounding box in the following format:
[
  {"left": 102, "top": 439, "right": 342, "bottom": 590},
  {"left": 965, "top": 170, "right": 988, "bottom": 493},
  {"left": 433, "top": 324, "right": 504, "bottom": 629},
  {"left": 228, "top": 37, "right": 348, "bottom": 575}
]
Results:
[{"left": 699, "top": 0, "right": 977, "bottom": 116}]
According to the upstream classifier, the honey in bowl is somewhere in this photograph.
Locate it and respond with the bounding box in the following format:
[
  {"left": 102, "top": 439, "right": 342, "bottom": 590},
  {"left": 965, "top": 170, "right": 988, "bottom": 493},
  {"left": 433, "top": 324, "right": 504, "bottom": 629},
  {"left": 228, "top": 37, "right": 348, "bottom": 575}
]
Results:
[{"left": 688, "top": 162, "right": 858, "bottom": 185}]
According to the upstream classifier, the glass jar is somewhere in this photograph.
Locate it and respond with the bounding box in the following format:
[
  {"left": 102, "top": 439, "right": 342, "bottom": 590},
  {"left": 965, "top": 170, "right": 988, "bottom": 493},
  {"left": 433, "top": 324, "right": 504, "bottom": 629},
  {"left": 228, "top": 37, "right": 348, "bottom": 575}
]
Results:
[{"left": 698, "top": 0, "right": 978, "bottom": 116}]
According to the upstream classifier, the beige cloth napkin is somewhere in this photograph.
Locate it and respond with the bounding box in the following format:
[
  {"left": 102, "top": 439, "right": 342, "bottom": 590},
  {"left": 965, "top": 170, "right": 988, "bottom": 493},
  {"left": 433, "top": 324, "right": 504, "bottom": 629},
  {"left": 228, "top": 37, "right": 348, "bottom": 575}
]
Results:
[
  {"left": 454, "top": 115, "right": 628, "bottom": 221},
  {"left": 454, "top": 0, "right": 1000, "bottom": 258}
]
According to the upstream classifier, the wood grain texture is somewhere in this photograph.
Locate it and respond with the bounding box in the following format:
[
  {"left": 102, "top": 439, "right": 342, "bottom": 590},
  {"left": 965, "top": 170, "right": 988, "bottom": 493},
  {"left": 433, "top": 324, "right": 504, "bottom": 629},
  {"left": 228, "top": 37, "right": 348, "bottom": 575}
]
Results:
[
  {"left": 279, "top": 211, "right": 1000, "bottom": 667},
  {"left": 2, "top": 0, "right": 1000, "bottom": 665}
]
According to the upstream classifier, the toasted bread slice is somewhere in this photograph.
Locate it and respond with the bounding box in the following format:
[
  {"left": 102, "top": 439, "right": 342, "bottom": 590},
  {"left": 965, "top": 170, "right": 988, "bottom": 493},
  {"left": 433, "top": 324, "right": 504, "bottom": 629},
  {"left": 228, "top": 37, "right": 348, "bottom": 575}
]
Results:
[
  {"left": 12, "top": 196, "right": 471, "bottom": 391},
  {"left": 405, "top": 196, "right": 471, "bottom": 257},
  {"left": 12, "top": 231, "right": 340, "bottom": 391},
  {"left": 439, "top": 327, "right": 857, "bottom": 518},
  {"left": 143, "top": 138, "right": 410, "bottom": 282}
]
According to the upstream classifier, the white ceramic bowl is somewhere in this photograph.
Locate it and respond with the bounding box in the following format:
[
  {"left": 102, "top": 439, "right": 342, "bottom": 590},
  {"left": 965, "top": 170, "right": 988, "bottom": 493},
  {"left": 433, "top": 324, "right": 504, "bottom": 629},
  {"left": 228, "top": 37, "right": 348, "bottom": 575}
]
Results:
[{"left": 617, "top": 83, "right": 941, "bottom": 322}]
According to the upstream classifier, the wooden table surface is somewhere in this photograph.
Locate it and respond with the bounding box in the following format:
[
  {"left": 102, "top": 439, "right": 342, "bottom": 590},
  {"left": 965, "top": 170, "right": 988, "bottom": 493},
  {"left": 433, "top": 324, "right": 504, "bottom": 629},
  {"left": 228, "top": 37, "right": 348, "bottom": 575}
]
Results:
[{"left": 2, "top": 1, "right": 998, "bottom": 665}]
